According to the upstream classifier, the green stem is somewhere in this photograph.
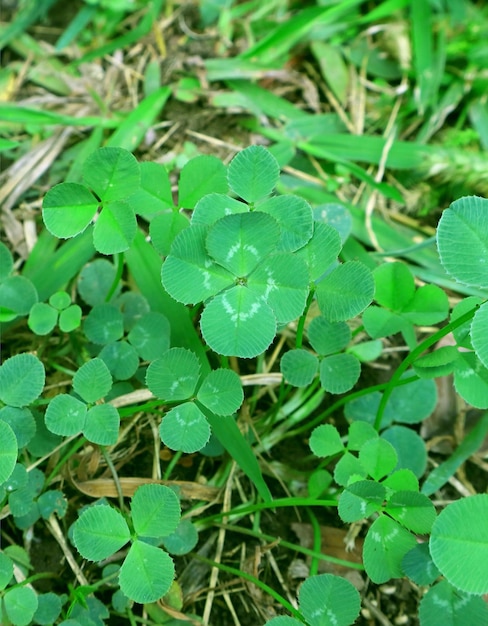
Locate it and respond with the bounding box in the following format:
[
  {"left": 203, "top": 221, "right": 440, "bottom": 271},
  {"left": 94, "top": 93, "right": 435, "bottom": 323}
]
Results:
[
  {"left": 296, "top": 287, "right": 315, "bottom": 349},
  {"left": 101, "top": 446, "right": 125, "bottom": 512},
  {"left": 105, "top": 252, "right": 124, "bottom": 302},
  {"left": 163, "top": 450, "right": 183, "bottom": 480},
  {"left": 198, "top": 497, "right": 338, "bottom": 526},
  {"left": 213, "top": 522, "right": 364, "bottom": 570},
  {"left": 374, "top": 304, "right": 480, "bottom": 431},
  {"left": 285, "top": 375, "right": 417, "bottom": 439},
  {"left": 44, "top": 437, "right": 86, "bottom": 487},
  {"left": 192, "top": 554, "right": 306, "bottom": 622}
]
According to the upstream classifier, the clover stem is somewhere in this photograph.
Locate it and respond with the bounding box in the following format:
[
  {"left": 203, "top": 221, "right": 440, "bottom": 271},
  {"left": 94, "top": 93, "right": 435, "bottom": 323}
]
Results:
[{"left": 296, "top": 287, "right": 316, "bottom": 349}]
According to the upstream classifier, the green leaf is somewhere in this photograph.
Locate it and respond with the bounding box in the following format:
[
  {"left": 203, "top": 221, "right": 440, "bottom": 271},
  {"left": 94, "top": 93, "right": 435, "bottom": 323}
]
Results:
[
  {"left": 3, "top": 586, "right": 38, "bottom": 626},
  {"left": 129, "top": 161, "right": 173, "bottom": 219},
  {"left": 73, "top": 358, "right": 113, "bottom": 403},
  {"left": 347, "top": 339, "right": 383, "bottom": 362},
  {"left": 77, "top": 259, "right": 118, "bottom": 306},
  {"left": 119, "top": 540, "right": 174, "bottom": 603},
  {"left": 146, "top": 348, "right": 200, "bottom": 401},
  {"left": 296, "top": 222, "right": 342, "bottom": 281},
  {"left": 387, "top": 376, "right": 437, "bottom": 424},
  {"left": 363, "top": 515, "right": 416, "bottom": 583},
  {"left": 38, "top": 490, "right": 68, "bottom": 520},
  {"left": 200, "top": 286, "right": 277, "bottom": 358},
  {"left": 382, "top": 469, "right": 419, "bottom": 493},
  {"left": 73, "top": 504, "right": 130, "bottom": 561},
  {"left": 162, "top": 519, "right": 198, "bottom": 555},
  {"left": 33, "top": 592, "right": 63, "bottom": 625},
  {"left": 227, "top": 145, "right": 280, "bottom": 203},
  {"left": 451, "top": 296, "right": 482, "bottom": 349},
  {"left": 0, "top": 551, "right": 13, "bottom": 590},
  {"left": 358, "top": 438, "right": 398, "bottom": 481},
  {"left": 131, "top": 484, "right": 180, "bottom": 538},
  {"left": 0, "top": 241, "right": 13, "bottom": 279},
  {"left": 116, "top": 292, "right": 150, "bottom": 331},
  {"left": 248, "top": 253, "right": 309, "bottom": 323},
  {"left": 49, "top": 291, "right": 71, "bottom": 310},
  {"left": 470, "top": 301, "right": 488, "bottom": 369},
  {"left": 298, "top": 573, "right": 361, "bottom": 626},
  {"left": 430, "top": 494, "right": 488, "bottom": 594},
  {"left": 206, "top": 212, "right": 280, "bottom": 276},
  {"left": 333, "top": 451, "right": 367, "bottom": 487},
  {"left": 83, "top": 304, "right": 124, "bottom": 345},
  {"left": 84, "top": 405, "right": 120, "bottom": 445},
  {"left": 127, "top": 312, "right": 171, "bottom": 361},
  {"left": 309, "top": 424, "right": 345, "bottom": 457},
  {"left": 419, "top": 580, "right": 488, "bottom": 626},
  {"left": 382, "top": 426, "right": 427, "bottom": 478},
  {"left": 338, "top": 480, "right": 385, "bottom": 522},
  {"left": 93, "top": 200, "right": 137, "bottom": 254},
  {"left": 413, "top": 345, "right": 459, "bottom": 378},
  {"left": 0, "top": 276, "right": 38, "bottom": 321},
  {"left": 402, "top": 284, "right": 449, "bottom": 325},
  {"left": 83, "top": 147, "right": 140, "bottom": 203},
  {"left": 453, "top": 351, "right": 488, "bottom": 408},
  {"left": 191, "top": 193, "right": 249, "bottom": 227},
  {"left": 59, "top": 305, "right": 82, "bottom": 333},
  {"left": 266, "top": 618, "right": 302, "bottom": 626},
  {"left": 149, "top": 212, "right": 189, "bottom": 257},
  {"left": 307, "top": 316, "right": 351, "bottom": 356},
  {"left": 197, "top": 368, "right": 243, "bottom": 415},
  {"left": 160, "top": 403, "right": 210, "bottom": 453},
  {"left": 316, "top": 261, "right": 374, "bottom": 321},
  {"left": 161, "top": 225, "right": 234, "bottom": 304},
  {"left": 28, "top": 302, "right": 58, "bottom": 335},
  {"left": 436, "top": 196, "right": 488, "bottom": 288},
  {"left": 402, "top": 543, "right": 439, "bottom": 586},
  {"left": 280, "top": 349, "right": 318, "bottom": 387},
  {"left": 320, "top": 353, "right": 360, "bottom": 394},
  {"left": 0, "top": 421, "right": 17, "bottom": 484},
  {"left": 385, "top": 491, "right": 436, "bottom": 534},
  {"left": 44, "top": 394, "right": 87, "bottom": 436},
  {"left": 362, "top": 306, "right": 410, "bottom": 340},
  {"left": 178, "top": 155, "right": 227, "bottom": 208},
  {"left": 347, "top": 421, "right": 378, "bottom": 451},
  {"left": 259, "top": 195, "right": 313, "bottom": 251},
  {"left": 42, "top": 182, "right": 98, "bottom": 238},
  {"left": 0, "top": 354, "right": 45, "bottom": 408},
  {"left": 98, "top": 341, "right": 140, "bottom": 381},
  {"left": 373, "top": 262, "right": 415, "bottom": 311}
]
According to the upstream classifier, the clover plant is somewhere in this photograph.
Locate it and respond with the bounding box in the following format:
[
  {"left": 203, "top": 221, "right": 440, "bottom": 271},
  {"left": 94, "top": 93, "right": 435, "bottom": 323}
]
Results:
[{"left": 1, "top": 146, "right": 488, "bottom": 625}]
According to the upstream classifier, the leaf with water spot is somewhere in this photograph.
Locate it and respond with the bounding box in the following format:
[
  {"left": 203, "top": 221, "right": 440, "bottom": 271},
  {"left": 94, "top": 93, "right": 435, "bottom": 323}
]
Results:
[{"left": 200, "top": 285, "right": 276, "bottom": 358}]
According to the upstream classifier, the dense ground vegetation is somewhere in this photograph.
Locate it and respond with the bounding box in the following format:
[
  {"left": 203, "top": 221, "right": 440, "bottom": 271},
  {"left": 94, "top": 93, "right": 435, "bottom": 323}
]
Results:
[{"left": 1, "top": 1, "right": 488, "bottom": 625}]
